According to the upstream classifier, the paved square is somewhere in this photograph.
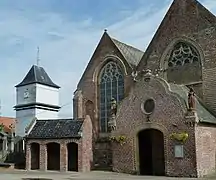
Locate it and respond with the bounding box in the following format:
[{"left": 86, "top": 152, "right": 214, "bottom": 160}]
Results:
[{"left": 0, "top": 170, "right": 214, "bottom": 180}]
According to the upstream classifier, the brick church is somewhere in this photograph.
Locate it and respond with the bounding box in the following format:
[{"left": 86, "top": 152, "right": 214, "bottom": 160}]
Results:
[
  {"left": 72, "top": 0, "right": 216, "bottom": 177},
  {"left": 19, "top": 0, "right": 216, "bottom": 178}
]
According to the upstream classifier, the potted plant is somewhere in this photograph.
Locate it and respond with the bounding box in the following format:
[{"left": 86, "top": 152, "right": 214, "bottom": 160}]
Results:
[
  {"left": 109, "top": 135, "right": 127, "bottom": 146},
  {"left": 170, "top": 132, "right": 189, "bottom": 143}
]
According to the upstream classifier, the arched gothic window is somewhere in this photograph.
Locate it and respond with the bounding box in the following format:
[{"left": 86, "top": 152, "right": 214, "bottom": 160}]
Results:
[
  {"left": 166, "top": 41, "right": 202, "bottom": 84},
  {"left": 99, "top": 61, "right": 124, "bottom": 133},
  {"left": 168, "top": 42, "right": 200, "bottom": 68}
]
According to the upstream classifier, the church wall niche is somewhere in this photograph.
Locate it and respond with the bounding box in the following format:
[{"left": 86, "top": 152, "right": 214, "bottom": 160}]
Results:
[
  {"left": 85, "top": 100, "right": 97, "bottom": 137},
  {"left": 85, "top": 100, "right": 94, "bottom": 124}
]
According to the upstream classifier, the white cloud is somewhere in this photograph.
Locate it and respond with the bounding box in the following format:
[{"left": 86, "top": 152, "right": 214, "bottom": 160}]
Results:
[
  {"left": 1, "top": 0, "right": 215, "bottom": 118},
  {"left": 107, "top": 1, "right": 172, "bottom": 49}
]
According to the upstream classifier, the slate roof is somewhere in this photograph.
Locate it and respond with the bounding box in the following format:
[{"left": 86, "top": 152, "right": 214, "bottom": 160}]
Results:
[
  {"left": 26, "top": 119, "right": 84, "bottom": 139},
  {"left": 169, "top": 84, "right": 216, "bottom": 124},
  {"left": 16, "top": 65, "right": 60, "bottom": 88},
  {"left": 111, "top": 38, "right": 144, "bottom": 67}
]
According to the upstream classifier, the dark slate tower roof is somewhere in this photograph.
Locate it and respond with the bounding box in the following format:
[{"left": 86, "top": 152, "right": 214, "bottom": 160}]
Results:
[{"left": 16, "top": 65, "right": 60, "bottom": 88}]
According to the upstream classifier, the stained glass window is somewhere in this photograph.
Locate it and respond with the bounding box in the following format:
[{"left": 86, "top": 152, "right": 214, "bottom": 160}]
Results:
[
  {"left": 99, "top": 61, "right": 124, "bottom": 132},
  {"left": 168, "top": 42, "right": 200, "bottom": 68}
]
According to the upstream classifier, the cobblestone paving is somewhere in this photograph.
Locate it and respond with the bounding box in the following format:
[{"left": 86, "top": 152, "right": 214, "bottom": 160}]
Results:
[{"left": 0, "top": 170, "right": 214, "bottom": 180}]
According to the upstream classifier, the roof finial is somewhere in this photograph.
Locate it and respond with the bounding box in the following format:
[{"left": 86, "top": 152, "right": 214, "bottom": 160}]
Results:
[
  {"left": 104, "top": 29, "right": 107, "bottom": 32},
  {"left": 36, "top": 46, "right": 40, "bottom": 66}
]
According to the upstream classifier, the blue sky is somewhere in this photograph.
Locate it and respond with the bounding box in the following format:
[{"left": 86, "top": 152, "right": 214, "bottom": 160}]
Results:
[{"left": 1, "top": 0, "right": 216, "bottom": 118}]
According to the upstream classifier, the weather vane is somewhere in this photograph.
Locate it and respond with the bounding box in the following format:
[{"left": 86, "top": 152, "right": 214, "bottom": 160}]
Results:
[{"left": 37, "top": 46, "right": 40, "bottom": 66}]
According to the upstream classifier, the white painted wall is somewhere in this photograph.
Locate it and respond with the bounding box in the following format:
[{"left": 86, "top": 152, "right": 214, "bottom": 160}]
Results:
[
  {"left": 16, "top": 83, "right": 59, "bottom": 106},
  {"left": 36, "top": 84, "right": 59, "bottom": 106},
  {"left": 15, "top": 83, "right": 60, "bottom": 137},
  {"left": 35, "top": 108, "right": 58, "bottom": 119},
  {"left": 16, "top": 108, "right": 59, "bottom": 137}
]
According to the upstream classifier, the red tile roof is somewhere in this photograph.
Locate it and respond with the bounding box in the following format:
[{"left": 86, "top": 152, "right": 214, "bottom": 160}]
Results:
[{"left": 0, "top": 117, "right": 16, "bottom": 133}]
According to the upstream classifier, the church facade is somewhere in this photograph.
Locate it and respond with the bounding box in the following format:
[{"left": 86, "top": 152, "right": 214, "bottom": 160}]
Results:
[
  {"left": 13, "top": 0, "right": 216, "bottom": 178},
  {"left": 72, "top": 0, "right": 216, "bottom": 178}
]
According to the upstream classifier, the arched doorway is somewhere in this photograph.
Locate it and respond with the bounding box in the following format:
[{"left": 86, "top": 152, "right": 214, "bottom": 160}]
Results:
[
  {"left": 67, "top": 142, "right": 78, "bottom": 171},
  {"left": 47, "top": 142, "right": 60, "bottom": 170},
  {"left": 31, "top": 143, "right": 40, "bottom": 170},
  {"left": 138, "top": 129, "right": 165, "bottom": 176}
]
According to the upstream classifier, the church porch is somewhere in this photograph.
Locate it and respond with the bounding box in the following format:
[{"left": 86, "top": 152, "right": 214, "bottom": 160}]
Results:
[
  {"left": 25, "top": 117, "right": 93, "bottom": 172},
  {"left": 26, "top": 139, "right": 81, "bottom": 172},
  {"left": 111, "top": 74, "right": 202, "bottom": 177}
]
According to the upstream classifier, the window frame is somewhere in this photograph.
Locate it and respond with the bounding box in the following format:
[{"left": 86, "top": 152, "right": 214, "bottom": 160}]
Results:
[{"left": 98, "top": 60, "right": 124, "bottom": 133}]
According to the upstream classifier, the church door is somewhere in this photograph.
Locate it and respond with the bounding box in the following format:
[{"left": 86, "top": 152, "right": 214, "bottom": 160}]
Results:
[{"left": 138, "top": 129, "right": 165, "bottom": 176}]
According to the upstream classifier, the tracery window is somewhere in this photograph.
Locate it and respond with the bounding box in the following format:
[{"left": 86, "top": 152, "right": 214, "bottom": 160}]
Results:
[
  {"left": 99, "top": 61, "right": 124, "bottom": 133},
  {"left": 168, "top": 42, "right": 200, "bottom": 68}
]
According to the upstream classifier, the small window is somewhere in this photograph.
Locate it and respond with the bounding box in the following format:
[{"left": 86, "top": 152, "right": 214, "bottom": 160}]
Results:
[{"left": 141, "top": 98, "right": 155, "bottom": 115}]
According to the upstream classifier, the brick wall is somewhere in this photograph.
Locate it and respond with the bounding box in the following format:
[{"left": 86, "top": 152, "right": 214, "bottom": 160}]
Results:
[
  {"left": 72, "top": 0, "right": 216, "bottom": 175},
  {"left": 112, "top": 76, "right": 197, "bottom": 177},
  {"left": 93, "top": 139, "right": 112, "bottom": 170},
  {"left": 75, "top": 32, "right": 133, "bottom": 135},
  {"left": 136, "top": 0, "right": 216, "bottom": 111},
  {"left": 203, "top": 67, "right": 216, "bottom": 114},
  {"left": 138, "top": 0, "right": 216, "bottom": 71},
  {"left": 195, "top": 124, "right": 216, "bottom": 177},
  {"left": 26, "top": 139, "right": 81, "bottom": 171},
  {"left": 73, "top": 90, "right": 83, "bottom": 119},
  {"left": 25, "top": 116, "right": 93, "bottom": 172},
  {"left": 74, "top": 32, "right": 134, "bottom": 169},
  {"left": 81, "top": 115, "right": 93, "bottom": 172}
]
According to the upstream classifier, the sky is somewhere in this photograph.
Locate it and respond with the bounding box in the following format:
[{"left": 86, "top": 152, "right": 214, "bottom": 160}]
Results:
[{"left": 1, "top": 0, "right": 216, "bottom": 118}]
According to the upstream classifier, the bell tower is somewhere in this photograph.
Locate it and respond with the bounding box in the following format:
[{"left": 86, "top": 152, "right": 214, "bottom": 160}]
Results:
[{"left": 14, "top": 65, "right": 61, "bottom": 137}]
